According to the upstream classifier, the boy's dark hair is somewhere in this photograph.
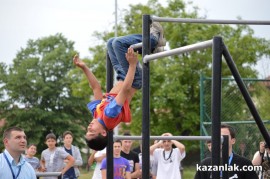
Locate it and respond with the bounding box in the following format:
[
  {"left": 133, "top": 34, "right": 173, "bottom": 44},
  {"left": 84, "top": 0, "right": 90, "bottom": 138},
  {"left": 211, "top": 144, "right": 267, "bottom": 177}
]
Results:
[
  {"left": 86, "top": 133, "right": 108, "bottom": 150},
  {"left": 221, "top": 123, "right": 236, "bottom": 139},
  {"left": 27, "top": 144, "right": 37, "bottom": 148},
  {"left": 63, "top": 131, "right": 73, "bottom": 138},
  {"left": 114, "top": 139, "right": 122, "bottom": 145},
  {"left": 46, "top": 133, "right": 56, "bottom": 141}
]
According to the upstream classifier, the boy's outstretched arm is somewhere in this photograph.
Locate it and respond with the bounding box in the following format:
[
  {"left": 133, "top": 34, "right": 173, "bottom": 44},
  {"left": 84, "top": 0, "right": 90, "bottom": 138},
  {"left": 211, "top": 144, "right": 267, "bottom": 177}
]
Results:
[
  {"left": 114, "top": 48, "right": 138, "bottom": 105},
  {"left": 73, "top": 54, "right": 103, "bottom": 100}
]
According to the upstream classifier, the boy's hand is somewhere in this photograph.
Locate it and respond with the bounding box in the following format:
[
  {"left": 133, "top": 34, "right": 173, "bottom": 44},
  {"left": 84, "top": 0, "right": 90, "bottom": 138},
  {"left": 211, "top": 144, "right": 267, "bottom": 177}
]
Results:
[
  {"left": 125, "top": 47, "right": 138, "bottom": 66},
  {"left": 73, "top": 54, "right": 86, "bottom": 68},
  {"left": 40, "top": 166, "right": 46, "bottom": 172}
]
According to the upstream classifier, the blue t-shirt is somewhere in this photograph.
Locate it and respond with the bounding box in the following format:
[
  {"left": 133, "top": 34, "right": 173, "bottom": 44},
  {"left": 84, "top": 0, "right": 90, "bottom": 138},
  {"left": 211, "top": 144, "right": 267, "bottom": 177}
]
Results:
[
  {"left": 63, "top": 147, "right": 76, "bottom": 178},
  {"left": 87, "top": 97, "right": 122, "bottom": 120},
  {"left": 87, "top": 94, "right": 126, "bottom": 130},
  {"left": 24, "top": 156, "right": 40, "bottom": 170}
]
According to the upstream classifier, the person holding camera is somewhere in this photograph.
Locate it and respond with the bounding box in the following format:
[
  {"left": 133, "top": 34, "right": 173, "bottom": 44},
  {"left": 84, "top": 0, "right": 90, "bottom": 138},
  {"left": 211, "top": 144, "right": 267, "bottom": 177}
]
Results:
[{"left": 252, "top": 141, "right": 270, "bottom": 178}]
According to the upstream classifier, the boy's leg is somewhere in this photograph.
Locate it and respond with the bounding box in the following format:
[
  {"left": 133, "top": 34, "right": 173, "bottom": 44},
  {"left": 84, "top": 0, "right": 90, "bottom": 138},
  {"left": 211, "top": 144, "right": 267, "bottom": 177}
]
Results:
[
  {"left": 107, "top": 37, "right": 126, "bottom": 82},
  {"left": 111, "top": 34, "right": 144, "bottom": 89},
  {"left": 109, "top": 34, "right": 160, "bottom": 89}
]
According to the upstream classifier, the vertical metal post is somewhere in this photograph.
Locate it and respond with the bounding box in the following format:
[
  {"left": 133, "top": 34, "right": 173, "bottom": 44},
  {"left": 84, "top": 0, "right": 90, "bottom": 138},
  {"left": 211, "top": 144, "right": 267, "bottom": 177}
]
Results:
[
  {"left": 114, "top": 0, "right": 118, "bottom": 38},
  {"left": 222, "top": 135, "right": 229, "bottom": 179},
  {"left": 222, "top": 46, "right": 270, "bottom": 147},
  {"left": 114, "top": 0, "right": 119, "bottom": 137},
  {"left": 200, "top": 74, "right": 205, "bottom": 160},
  {"left": 106, "top": 52, "right": 114, "bottom": 179},
  {"left": 211, "top": 36, "right": 223, "bottom": 179},
  {"left": 142, "top": 14, "right": 151, "bottom": 179}
]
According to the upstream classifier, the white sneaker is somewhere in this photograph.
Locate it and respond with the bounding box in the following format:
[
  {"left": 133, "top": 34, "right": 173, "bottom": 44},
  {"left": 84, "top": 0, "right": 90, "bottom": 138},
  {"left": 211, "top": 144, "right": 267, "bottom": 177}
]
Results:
[{"left": 150, "top": 22, "right": 166, "bottom": 48}]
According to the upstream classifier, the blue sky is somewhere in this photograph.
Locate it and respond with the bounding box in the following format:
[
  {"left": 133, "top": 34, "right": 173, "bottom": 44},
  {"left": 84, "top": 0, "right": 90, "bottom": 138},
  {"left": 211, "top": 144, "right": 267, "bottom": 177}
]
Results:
[{"left": 0, "top": 0, "right": 269, "bottom": 77}]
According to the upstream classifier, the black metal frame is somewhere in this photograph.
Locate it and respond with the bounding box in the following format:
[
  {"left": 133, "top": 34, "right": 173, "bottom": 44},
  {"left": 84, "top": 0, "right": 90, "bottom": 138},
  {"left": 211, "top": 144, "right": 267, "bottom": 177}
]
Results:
[{"left": 105, "top": 14, "right": 270, "bottom": 179}]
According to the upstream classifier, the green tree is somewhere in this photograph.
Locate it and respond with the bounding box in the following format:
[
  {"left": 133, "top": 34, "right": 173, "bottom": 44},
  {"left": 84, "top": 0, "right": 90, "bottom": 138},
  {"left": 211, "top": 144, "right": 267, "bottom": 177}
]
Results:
[{"left": 0, "top": 34, "right": 89, "bottom": 153}]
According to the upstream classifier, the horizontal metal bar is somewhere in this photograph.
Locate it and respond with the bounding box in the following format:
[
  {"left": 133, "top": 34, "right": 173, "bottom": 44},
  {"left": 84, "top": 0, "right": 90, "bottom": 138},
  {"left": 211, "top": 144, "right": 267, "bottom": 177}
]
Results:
[
  {"left": 203, "top": 120, "right": 270, "bottom": 125},
  {"left": 36, "top": 172, "right": 62, "bottom": 177},
  {"left": 203, "top": 77, "right": 270, "bottom": 81},
  {"left": 143, "top": 40, "right": 213, "bottom": 63},
  {"left": 130, "top": 42, "right": 142, "bottom": 49},
  {"left": 114, "top": 135, "right": 222, "bottom": 141},
  {"left": 152, "top": 16, "right": 270, "bottom": 25}
]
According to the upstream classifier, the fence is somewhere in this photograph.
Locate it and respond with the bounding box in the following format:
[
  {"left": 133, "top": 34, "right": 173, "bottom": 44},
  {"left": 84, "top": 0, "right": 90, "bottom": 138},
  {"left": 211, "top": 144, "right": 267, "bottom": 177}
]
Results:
[{"left": 200, "top": 75, "right": 270, "bottom": 160}]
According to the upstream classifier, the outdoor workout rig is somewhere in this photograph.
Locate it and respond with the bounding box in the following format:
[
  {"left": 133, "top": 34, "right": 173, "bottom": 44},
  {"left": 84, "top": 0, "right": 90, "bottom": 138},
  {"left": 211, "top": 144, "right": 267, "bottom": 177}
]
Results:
[{"left": 104, "top": 15, "right": 270, "bottom": 179}]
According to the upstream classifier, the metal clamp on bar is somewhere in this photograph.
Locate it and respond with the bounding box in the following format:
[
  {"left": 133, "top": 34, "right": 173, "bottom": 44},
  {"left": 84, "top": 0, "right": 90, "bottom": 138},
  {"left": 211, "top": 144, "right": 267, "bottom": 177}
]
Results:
[
  {"left": 143, "top": 40, "right": 213, "bottom": 63},
  {"left": 36, "top": 172, "right": 62, "bottom": 177},
  {"left": 130, "top": 42, "right": 142, "bottom": 49}
]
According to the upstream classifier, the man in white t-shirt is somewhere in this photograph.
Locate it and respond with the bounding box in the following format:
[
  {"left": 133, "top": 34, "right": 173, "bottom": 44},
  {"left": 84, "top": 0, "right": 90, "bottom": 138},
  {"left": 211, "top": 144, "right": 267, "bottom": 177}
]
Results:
[
  {"left": 150, "top": 133, "right": 186, "bottom": 179},
  {"left": 90, "top": 148, "right": 106, "bottom": 179}
]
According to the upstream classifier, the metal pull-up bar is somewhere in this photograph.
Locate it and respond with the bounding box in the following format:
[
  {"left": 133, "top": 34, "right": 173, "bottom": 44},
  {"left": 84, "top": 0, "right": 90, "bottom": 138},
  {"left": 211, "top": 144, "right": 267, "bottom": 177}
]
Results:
[
  {"left": 143, "top": 39, "right": 213, "bottom": 63},
  {"left": 114, "top": 135, "right": 216, "bottom": 141},
  {"left": 36, "top": 172, "right": 62, "bottom": 177},
  {"left": 130, "top": 42, "right": 143, "bottom": 49},
  {"left": 152, "top": 16, "right": 270, "bottom": 25}
]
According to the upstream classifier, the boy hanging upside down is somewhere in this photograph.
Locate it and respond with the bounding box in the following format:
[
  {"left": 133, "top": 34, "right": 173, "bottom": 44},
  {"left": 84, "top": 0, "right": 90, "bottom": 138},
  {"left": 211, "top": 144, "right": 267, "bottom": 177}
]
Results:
[
  {"left": 74, "top": 22, "right": 166, "bottom": 150},
  {"left": 73, "top": 48, "right": 139, "bottom": 150}
]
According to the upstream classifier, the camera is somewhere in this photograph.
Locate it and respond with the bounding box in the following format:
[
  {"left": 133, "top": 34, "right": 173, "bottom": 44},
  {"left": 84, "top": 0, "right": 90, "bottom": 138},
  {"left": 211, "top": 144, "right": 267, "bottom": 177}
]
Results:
[{"left": 265, "top": 142, "right": 269, "bottom": 148}]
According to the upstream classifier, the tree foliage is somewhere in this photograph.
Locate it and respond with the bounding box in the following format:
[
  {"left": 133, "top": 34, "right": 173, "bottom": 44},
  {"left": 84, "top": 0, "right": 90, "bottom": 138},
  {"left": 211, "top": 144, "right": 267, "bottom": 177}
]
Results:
[{"left": 0, "top": 34, "right": 89, "bottom": 153}]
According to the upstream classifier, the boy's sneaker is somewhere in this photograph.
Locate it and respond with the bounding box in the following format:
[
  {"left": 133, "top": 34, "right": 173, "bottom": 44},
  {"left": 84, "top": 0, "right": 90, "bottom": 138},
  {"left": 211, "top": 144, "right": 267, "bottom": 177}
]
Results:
[{"left": 150, "top": 22, "right": 166, "bottom": 52}]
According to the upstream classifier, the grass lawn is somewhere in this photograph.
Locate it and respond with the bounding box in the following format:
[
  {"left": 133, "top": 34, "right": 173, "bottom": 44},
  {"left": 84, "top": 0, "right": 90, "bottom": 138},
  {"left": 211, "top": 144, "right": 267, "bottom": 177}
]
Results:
[{"left": 79, "top": 166, "right": 196, "bottom": 179}]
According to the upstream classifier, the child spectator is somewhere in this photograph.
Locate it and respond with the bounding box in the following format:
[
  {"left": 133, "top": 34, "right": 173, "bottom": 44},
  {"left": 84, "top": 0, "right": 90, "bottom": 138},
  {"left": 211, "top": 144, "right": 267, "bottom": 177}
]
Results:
[
  {"left": 150, "top": 133, "right": 186, "bottom": 179},
  {"left": 40, "top": 133, "right": 75, "bottom": 179},
  {"left": 100, "top": 140, "right": 131, "bottom": 179},
  {"left": 88, "top": 148, "right": 106, "bottom": 179},
  {"left": 25, "top": 144, "right": 41, "bottom": 171},
  {"left": 60, "top": 131, "right": 83, "bottom": 179}
]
